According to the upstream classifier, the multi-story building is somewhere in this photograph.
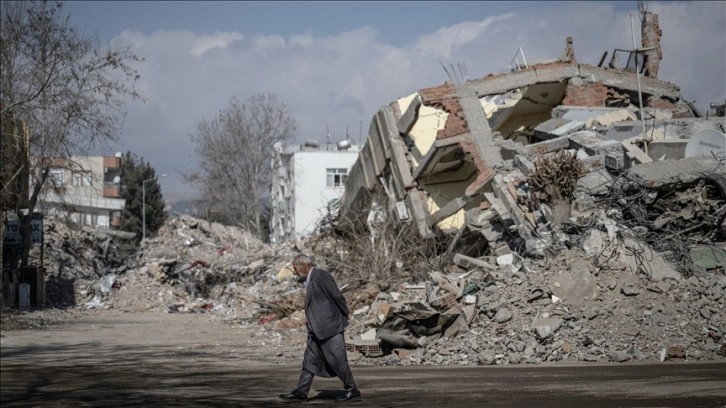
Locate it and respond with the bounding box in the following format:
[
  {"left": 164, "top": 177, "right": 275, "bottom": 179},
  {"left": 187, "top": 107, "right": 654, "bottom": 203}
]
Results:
[
  {"left": 269, "top": 140, "right": 360, "bottom": 243},
  {"left": 36, "top": 155, "right": 124, "bottom": 229}
]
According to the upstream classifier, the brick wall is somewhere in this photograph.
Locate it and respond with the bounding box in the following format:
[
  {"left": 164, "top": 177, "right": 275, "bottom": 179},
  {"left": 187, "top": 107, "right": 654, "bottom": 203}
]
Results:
[
  {"left": 562, "top": 81, "right": 610, "bottom": 107},
  {"left": 419, "top": 82, "right": 469, "bottom": 139},
  {"left": 647, "top": 96, "right": 676, "bottom": 111},
  {"left": 641, "top": 12, "right": 662, "bottom": 78}
]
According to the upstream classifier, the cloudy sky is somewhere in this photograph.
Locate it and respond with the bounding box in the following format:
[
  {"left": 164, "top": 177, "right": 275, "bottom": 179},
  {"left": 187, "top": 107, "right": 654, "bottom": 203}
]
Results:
[{"left": 62, "top": 1, "right": 726, "bottom": 203}]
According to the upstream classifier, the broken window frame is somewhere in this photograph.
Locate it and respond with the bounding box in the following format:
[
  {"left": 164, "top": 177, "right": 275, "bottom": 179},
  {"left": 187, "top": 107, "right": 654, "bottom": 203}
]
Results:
[{"left": 609, "top": 49, "right": 646, "bottom": 73}]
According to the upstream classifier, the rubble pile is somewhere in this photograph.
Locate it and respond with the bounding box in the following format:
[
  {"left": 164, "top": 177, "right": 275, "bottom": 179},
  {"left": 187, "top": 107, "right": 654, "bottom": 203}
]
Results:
[
  {"left": 24, "top": 215, "right": 134, "bottom": 307},
  {"left": 335, "top": 244, "right": 726, "bottom": 365},
  {"left": 25, "top": 214, "right": 299, "bottom": 317},
  {"left": 108, "top": 215, "right": 299, "bottom": 315},
  {"left": 19, "top": 202, "right": 726, "bottom": 366},
  {"left": 287, "top": 144, "right": 726, "bottom": 366},
  {"left": 591, "top": 164, "right": 726, "bottom": 275},
  {"left": 324, "top": 25, "right": 726, "bottom": 366}
]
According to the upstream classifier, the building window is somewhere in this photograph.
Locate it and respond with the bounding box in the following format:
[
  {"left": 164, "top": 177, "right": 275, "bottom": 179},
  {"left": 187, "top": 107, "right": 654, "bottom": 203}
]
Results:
[
  {"left": 72, "top": 171, "right": 91, "bottom": 186},
  {"left": 49, "top": 168, "right": 64, "bottom": 185},
  {"left": 326, "top": 168, "right": 348, "bottom": 188}
]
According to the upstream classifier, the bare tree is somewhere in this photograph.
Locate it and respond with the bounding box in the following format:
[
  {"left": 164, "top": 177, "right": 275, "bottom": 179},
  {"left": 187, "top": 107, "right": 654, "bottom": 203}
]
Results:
[
  {"left": 1, "top": 1, "right": 143, "bottom": 300},
  {"left": 185, "top": 94, "right": 297, "bottom": 239}
]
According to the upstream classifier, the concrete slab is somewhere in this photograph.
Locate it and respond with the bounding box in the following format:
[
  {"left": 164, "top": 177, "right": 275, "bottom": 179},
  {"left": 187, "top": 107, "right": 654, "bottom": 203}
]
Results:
[
  {"left": 521, "top": 136, "right": 571, "bottom": 156},
  {"left": 619, "top": 238, "right": 682, "bottom": 282},
  {"left": 428, "top": 197, "right": 468, "bottom": 227},
  {"left": 605, "top": 121, "right": 646, "bottom": 142},
  {"left": 534, "top": 118, "right": 585, "bottom": 140},
  {"left": 647, "top": 139, "right": 687, "bottom": 161},
  {"left": 577, "top": 168, "right": 613, "bottom": 195},
  {"left": 568, "top": 131, "right": 620, "bottom": 156},
  {"left": 398, "top": 93, "right": 423, "bottom": 134},
  {"left": 629, "top": 156, "right": 725, "bottom": 188},
  {"left": 622, "top": 139, "right": 653, "bottom": 164}
]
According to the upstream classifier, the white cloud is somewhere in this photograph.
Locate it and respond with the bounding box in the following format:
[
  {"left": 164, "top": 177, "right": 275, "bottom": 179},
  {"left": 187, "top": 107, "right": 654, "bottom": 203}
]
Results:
[
  {"left": 106, "top": 2, "right": 725, "bottom": 202},
  {"left": 414, "top": 13, "right": 517, "bottom": 59},
  {"left": 290, "top": 32, "right": 314, "bottom": 48},
  {"left": 253, "top": 34, "right": 286, "bottom": 51},
  {"left": 190, "top": 31, "right": 244, "bottom": 56}
]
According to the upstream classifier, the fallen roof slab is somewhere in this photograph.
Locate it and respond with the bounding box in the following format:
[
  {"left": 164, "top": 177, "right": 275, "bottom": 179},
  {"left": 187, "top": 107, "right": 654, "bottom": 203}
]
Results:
[{"left": 628, "top": 156, "right": 725, "bottom": 189}]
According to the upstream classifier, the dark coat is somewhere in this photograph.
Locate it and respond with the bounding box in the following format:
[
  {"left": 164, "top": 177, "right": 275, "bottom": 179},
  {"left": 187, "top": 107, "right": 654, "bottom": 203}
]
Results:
[{"left": 305, "top": 268, "right": 349, "bottom": 340}]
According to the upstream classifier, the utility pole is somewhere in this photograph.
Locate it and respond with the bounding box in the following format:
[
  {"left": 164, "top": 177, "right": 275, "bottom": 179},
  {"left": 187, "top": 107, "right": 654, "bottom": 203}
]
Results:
[{"left": 630, "top": 13, "right": 651, "bottom": 155}]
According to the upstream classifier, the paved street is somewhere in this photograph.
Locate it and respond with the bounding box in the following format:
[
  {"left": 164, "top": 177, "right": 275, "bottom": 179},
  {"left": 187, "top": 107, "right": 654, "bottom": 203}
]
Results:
[{"left": 1, "top": 312, "right": 724, "bottom": 407}]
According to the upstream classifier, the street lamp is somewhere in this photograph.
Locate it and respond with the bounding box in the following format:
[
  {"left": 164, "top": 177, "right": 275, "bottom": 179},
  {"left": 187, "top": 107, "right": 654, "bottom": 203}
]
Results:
[{"left": 143, "top": 173, "right": 167, "bottom": 240}]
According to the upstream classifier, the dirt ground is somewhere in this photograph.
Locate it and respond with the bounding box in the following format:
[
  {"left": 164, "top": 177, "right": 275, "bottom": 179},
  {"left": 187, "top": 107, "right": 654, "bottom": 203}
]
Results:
[{"left": 1, "top": 309, "right": 725, "bottom": 408}]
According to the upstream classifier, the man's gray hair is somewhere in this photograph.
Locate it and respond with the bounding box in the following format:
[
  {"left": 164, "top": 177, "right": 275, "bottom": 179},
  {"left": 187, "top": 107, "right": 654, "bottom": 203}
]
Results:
[{"left": 293, "top": 254, "right": 313, "bottom": 268}]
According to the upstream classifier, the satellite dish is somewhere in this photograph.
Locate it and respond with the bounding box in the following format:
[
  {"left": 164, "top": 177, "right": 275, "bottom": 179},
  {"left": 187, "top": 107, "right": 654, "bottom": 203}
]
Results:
[
  {"left": 113, "top": 175, "right": 121, "bottom": 184},
  {"left": 685, "top": 130, "right": 726, "bottom": 159},
  {"left": 115, "top": 151, "right": 122, "bottom": 158}
]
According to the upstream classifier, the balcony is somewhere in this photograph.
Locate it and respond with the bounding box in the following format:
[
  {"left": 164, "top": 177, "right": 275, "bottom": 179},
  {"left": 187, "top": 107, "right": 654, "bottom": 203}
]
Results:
[
  {"left": 103, "top": 184, "right": 121, "bottom": 198},
  {"left": 103, "top": 156, "right": 121, "bottom": 169}
]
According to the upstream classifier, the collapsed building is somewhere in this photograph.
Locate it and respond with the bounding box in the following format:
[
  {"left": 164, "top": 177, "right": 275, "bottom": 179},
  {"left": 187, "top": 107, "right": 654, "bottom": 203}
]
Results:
[
  {"left": 337, "top": 12, "right": 726, "bottom": 273},
  {"left": 322, "top": 12, "right": 726, "bottom": 364}
]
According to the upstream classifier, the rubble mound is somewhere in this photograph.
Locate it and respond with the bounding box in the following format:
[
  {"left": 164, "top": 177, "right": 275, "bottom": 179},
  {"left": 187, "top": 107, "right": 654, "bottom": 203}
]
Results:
[
  {"left": 23, "top": 215, "right": 134, "bottom": 308},
  {"left": 13, "top": 209, "right": 725, "bottom": 367},
  {"left": 338, "top": 246, "right": 726, "bottom": 366},
  {"left": 109, "top": 215, "right": 284, "bottom": 315}
]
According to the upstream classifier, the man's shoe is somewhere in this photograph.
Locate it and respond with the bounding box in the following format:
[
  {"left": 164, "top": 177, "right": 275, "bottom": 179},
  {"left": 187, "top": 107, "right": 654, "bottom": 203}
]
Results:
[
  {"left": 335, "top": 388, "right": 361, "bottom": 403},
  {"left": 279, "top": 391, "right": 308, "bottom": 402}
]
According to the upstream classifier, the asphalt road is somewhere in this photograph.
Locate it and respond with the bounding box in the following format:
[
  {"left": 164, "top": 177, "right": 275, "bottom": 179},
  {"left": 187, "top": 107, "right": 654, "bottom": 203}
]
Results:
[{"left": 1, "top": 311, "right": 724, "bottom": 408}]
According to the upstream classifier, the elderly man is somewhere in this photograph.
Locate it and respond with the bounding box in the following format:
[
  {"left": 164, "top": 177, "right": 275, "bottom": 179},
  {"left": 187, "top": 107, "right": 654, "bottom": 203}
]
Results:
[{"left": 279, "top": 254, "right": 361, "bottom": 403}]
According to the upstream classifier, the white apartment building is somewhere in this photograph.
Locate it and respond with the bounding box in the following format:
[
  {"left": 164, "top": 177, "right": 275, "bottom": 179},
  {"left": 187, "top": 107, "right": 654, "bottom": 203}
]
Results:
[
  {"left": 270, "top": 140, "right": 360, "bottom": 243},
  {"left": 36, "top": 155, "right": 124, "bottom": 228}
]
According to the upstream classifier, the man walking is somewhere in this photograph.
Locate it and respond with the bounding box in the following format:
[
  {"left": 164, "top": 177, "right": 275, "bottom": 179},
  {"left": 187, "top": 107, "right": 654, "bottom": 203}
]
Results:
[{"left": 279, "top": 254, "right": 361, "bottom": 403}]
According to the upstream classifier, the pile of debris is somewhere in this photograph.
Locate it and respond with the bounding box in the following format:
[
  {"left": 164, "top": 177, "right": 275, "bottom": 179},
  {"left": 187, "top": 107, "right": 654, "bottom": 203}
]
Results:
[
  {"left": 310, "top": 26, "right": 726, "bottom": 365},
  {"left": 17, "top": 201, "right": 726, "bottom": 366},
  {"left": 21, "top": 215, "right": 135, "bottom": 308},
  {"left": 322, "top": 155, "right": 726, "bottom": 365},
  {"left": 334, "top": 243, "right": 725, "bottom": 365},
  {"left": 24, "top": 214, "right": 297, "bottom": 317},
  {"left": 108, "top": 215, "right": 301, "bottom": 316},
  {"left": 483, "top": 153, "right": 726, "bottom": 277}
]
